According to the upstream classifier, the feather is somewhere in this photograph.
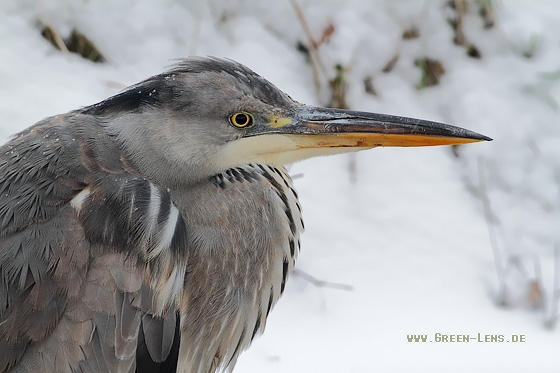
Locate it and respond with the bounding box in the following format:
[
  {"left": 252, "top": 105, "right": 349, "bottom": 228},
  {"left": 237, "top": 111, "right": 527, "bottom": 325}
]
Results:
[
  {"left": 0, "top": 113, "right": 188, "bottom": 372},
  {"left": 140, "top": 311, "right": 177, "bottom": 362},
  {"left": 115, "top": 291, "right": 142, "bottom": 358}
]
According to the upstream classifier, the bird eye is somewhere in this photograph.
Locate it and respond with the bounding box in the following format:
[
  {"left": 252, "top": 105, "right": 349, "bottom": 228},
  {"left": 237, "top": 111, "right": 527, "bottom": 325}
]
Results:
[{"left": 230, "top": 112, "right": 254, "bottom": 128}]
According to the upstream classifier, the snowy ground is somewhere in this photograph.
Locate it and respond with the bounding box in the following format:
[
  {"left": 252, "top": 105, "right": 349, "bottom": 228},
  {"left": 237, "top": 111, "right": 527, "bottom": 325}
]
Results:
[{"left": 1, "top": 0, "right": 559, "bottom": 372}]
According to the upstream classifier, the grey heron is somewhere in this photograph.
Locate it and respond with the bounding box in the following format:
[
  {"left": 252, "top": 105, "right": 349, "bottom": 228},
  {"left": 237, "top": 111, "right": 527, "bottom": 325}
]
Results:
[{"left": 0, "top": 57, "right": 490, "bottom": 373}]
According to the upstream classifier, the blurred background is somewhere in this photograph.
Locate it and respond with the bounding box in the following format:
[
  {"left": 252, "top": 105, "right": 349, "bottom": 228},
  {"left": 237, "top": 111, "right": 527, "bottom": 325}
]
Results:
[{"left": 1, "top": 0, "right": 559, "bottom": 371}]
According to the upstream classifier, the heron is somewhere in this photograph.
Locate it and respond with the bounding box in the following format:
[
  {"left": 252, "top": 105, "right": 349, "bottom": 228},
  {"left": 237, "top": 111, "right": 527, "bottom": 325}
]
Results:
[{"left": 0, "top": 57, "right": 490, "bottom": 373}]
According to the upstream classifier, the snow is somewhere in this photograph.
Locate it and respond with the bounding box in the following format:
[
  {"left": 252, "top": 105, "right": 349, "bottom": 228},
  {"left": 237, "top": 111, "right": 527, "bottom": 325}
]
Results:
[{"left": 1, "top": 0, "right": 559, "bottom": 372}]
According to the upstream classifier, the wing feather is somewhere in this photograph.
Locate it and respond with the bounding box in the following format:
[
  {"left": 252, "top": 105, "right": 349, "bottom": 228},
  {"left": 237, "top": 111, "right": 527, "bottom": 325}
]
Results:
[
  {"left": 141, "top": 311, "right": 177, "bottom": 362},
  {"left": 0, "top": 115, "right": 187, "bottom": 372}
]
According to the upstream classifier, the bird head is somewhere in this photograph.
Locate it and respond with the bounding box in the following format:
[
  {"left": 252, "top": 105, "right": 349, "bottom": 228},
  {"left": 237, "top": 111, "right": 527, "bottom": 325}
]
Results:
[{"left": 91, "top": 57, "right": 490, "bottom": 185}]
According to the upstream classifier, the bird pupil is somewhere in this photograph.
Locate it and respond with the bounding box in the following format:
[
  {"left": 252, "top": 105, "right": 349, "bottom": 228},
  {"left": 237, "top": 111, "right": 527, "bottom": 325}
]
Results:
[{"left": 237, "top": 113, "right": 248, "bottom": 125}]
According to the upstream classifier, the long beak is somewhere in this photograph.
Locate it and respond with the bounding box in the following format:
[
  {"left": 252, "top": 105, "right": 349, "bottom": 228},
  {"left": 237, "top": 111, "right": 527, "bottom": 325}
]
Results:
[{"left": 254, "top": 105, "right": 491, "bottom": 148}]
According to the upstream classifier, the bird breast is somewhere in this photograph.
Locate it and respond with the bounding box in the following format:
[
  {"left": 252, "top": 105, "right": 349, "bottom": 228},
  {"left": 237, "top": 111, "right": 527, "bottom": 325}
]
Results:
[{"left": 172, "top": 164, "right": 303, "bottom": 373}]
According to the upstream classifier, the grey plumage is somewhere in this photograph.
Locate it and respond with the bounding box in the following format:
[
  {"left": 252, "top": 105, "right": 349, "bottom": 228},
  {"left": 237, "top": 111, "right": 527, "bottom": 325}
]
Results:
[
  {"left": 0, "top": 63, "right": 300, "bottom": 372},
  {"left": 0, "top": 57, "right": 489, "bottom": 373}
]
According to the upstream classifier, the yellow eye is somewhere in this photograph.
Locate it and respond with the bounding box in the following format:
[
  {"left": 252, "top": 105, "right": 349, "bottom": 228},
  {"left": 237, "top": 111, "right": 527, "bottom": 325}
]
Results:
[{"left": 230, "top": 112, "right": 254, "bottom": 128}]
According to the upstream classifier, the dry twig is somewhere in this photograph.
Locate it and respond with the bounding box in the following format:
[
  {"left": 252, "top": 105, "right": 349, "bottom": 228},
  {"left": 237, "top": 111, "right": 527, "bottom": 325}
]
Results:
[
  {"left": 289, "top": 0, "right": 329, "bottom": 96},
  {"left": 293, "top": 269, "right": 354, "bottom": 292},
  {"left": 478, "top": 157, "right": 507, "bottom": 305},
  {"left": 545, "top": 244, "right": 560, "bottom": 328}
]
